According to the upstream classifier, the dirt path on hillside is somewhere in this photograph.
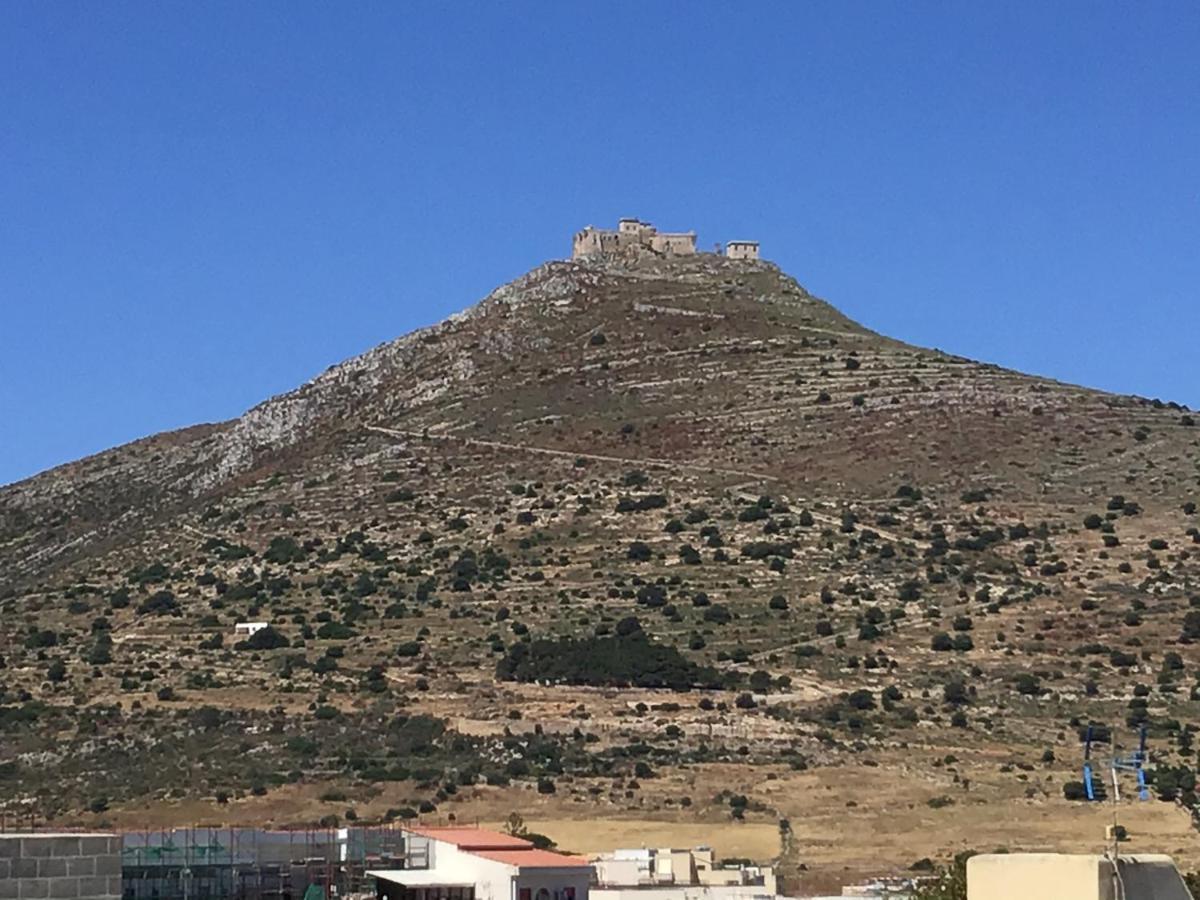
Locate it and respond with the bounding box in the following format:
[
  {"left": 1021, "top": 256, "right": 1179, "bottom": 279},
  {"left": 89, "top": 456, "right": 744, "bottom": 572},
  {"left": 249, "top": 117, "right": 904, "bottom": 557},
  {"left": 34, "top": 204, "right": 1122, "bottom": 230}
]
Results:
[{"left": 363, "top": 424, "right": 778, "bottom": 482}]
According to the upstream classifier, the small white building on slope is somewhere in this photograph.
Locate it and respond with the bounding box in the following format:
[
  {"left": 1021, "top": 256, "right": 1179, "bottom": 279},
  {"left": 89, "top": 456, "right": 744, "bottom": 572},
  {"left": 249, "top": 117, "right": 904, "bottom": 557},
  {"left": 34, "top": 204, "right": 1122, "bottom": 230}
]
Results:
[{"left": 370, "top": 827, "right": 593, "bottom": 900}]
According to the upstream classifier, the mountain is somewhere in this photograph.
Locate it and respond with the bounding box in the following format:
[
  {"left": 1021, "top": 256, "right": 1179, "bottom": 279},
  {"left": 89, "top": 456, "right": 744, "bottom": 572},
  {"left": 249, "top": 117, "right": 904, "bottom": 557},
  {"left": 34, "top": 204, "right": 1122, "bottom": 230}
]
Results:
[{"left": 2, "top": 252, "right": 1199, "bottom": 891}]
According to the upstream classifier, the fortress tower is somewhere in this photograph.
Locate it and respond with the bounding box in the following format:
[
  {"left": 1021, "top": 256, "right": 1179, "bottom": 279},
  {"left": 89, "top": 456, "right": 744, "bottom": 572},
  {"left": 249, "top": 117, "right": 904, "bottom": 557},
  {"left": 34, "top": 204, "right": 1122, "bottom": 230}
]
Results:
[{"left": 572, "top": 218, "right": 697, "bottom": 259}]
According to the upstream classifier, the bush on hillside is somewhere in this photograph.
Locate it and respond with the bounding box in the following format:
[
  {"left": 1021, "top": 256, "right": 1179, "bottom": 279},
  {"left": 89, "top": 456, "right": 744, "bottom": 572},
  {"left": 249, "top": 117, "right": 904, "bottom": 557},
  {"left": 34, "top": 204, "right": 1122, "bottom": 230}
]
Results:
[
  {"left": 239, "top": 625, "right": 289, "bottom": 651},
  {"left": 496, "top": 630, "right": 726, "bottom": 691}
]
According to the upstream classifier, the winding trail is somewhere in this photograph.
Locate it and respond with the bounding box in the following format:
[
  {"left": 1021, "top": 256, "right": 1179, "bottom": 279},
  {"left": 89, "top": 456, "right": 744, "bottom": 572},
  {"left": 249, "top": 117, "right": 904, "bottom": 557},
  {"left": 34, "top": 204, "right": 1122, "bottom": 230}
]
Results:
[{"left": 363, "top": 423, "right": 779, "bottom": 483}]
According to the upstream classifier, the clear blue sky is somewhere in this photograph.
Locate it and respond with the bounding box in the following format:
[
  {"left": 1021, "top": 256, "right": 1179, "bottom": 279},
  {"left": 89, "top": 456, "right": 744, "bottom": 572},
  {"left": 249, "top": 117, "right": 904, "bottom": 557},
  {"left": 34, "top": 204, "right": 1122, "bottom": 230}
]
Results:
[{"left": 2, "top": 2, "right": 1198, "bottom": 486}]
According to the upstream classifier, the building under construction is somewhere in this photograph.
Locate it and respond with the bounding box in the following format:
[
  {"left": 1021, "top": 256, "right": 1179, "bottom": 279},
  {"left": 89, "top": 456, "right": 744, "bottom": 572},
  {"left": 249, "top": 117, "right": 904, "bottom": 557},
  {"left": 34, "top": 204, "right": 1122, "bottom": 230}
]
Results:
[{"left": 118, "top": 826, "right": 408, "bottom": 900}]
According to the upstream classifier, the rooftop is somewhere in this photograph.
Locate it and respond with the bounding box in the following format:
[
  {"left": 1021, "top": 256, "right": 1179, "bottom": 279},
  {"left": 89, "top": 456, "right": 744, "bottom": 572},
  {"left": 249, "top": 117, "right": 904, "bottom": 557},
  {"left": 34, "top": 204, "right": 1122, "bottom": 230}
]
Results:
[
  {"left": 471, "top": 848, "right": 591, "bottom": 869},
  {"left": 398, "top": 827, "right": 591, "bottom": 870},
  {"left": 403, "top": 826, "right": 535, "bottom": 851}
]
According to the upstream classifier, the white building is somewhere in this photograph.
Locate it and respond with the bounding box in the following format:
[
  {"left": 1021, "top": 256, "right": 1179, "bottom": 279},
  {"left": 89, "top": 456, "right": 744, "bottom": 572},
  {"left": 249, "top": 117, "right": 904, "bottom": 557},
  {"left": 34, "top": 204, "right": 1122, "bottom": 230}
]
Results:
[
  {"left": 234, "top": 621, "right": 269, "bottom": 636},
  {"left": 591, "top": 847, "right": 779, "bottom": 900},
  {"left": 370, "top": 827, "right": 593, "bottom": 900},
  {"left": 725, "top": 241, "right": 760, "bottom": 261}
]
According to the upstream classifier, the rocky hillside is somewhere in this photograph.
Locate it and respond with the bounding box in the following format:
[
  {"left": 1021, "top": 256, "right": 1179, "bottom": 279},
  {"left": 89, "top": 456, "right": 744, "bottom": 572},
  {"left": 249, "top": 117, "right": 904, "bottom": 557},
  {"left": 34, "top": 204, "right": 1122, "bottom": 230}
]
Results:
[{"left": 3, "top": 252, "right": 1199, "bottom": 887}]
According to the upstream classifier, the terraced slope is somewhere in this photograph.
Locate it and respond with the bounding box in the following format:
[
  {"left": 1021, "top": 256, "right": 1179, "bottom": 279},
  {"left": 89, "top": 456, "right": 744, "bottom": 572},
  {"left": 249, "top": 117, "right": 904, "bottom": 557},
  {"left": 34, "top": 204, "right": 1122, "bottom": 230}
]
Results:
[{"left": 2, "top": 253, "right": 1199, "bottom": 889}]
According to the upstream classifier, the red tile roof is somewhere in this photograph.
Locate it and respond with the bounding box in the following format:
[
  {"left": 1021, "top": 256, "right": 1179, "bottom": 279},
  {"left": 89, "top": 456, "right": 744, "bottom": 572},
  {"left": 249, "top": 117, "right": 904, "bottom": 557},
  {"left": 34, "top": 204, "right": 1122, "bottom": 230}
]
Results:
[
  {"left": 471, "top": 848, "right": 592, "bottom": 869},
  {"left": 403, "top": 826, "right": 534, "bottom": 851},
  {"left": 401, "top": 826, "right": 590, "bottom": 868}
]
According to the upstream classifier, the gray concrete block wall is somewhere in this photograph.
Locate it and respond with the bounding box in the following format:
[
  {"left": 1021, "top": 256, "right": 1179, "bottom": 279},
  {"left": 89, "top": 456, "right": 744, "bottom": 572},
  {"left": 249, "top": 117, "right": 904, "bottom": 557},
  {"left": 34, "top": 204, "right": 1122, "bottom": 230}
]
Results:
[{"left": 0, "top": 834, "right": 121, "bottom": 900}]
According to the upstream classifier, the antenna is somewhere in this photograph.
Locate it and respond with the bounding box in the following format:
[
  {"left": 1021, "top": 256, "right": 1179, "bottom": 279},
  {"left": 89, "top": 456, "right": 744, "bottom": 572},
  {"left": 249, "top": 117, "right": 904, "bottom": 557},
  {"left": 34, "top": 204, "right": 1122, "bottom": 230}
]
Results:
[
  {"left": 1111, "top": 724, "right": 1151, "bottom": 801},
  {"left": 1083, "top": 721, "right": 1152, "bottom": 889},
  {"left": 1080, "top": 723, "right": 1153, "bottom": 809},
  {"left": 1083, "top": 725, "right": 1097, "bottom": 800}
]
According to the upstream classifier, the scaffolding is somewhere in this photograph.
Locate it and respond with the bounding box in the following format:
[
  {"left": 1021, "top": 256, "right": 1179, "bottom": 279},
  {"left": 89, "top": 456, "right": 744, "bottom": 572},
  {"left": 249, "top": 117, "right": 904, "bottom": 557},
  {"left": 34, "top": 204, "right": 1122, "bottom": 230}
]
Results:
[{"left": 118, "top": 826, "right": 407, "bottom": 900}]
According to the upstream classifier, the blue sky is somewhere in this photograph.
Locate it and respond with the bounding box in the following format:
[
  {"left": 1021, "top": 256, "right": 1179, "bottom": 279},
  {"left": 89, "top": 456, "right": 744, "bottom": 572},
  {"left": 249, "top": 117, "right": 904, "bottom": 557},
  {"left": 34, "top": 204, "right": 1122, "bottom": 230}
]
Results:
[{"left": 2, "top": 2, "right": 1198, "bottom": 486}]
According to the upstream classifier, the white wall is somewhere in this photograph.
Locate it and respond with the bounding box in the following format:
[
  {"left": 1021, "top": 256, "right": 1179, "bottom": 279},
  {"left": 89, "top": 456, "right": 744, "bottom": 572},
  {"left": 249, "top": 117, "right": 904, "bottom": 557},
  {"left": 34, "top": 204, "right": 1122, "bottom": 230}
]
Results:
[
  {"left": 967, "top": 854, "right": 1111, "bottom": 900},
  {"left": 394, "top": 836, "right": 593, "bottom": 900},
  {"left": 426, "top": 842, "right": 517, "bottom": 900},
  {"left": 595, "top": 859, "right": 644, "bottom": 885}
]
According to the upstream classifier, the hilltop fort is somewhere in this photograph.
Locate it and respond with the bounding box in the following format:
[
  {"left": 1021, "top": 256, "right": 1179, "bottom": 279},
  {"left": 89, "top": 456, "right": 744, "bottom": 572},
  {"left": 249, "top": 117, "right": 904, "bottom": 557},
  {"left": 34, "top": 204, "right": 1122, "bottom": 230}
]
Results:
[{"left": 572, "top": 218, "right": 759, "bottom": 261}]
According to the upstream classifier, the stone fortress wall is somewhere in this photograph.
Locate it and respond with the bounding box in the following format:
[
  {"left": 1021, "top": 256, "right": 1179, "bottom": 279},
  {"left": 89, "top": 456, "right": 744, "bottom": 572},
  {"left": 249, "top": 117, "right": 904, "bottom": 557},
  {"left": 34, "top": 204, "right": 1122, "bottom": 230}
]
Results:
[{"left": 572, "top": 219, "right": 758, "bottom": 261}]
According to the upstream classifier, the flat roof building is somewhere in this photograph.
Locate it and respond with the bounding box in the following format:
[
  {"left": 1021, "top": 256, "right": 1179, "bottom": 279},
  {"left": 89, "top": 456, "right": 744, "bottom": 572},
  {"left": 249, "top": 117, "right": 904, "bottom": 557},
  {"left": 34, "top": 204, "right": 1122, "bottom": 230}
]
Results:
[
  {"left": 591, "top": 846, "right": 779, "bottom": 900},
  {"left": 725, "top": 241, "right": 760, "bottom": 261},
  {"left": 370, "top": 827, "right": 593, "bottom": 900}
]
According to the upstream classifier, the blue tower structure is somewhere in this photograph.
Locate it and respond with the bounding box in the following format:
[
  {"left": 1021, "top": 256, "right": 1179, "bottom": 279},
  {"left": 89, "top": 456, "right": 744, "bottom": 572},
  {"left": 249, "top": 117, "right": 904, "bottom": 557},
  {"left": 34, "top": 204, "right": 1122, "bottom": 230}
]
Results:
[
  {"left": 1082, "top": 724, "right": 1149, "bottom": 803},
  {"left": 1111, "top": 724, "right": 1151, "bottom": 801}
]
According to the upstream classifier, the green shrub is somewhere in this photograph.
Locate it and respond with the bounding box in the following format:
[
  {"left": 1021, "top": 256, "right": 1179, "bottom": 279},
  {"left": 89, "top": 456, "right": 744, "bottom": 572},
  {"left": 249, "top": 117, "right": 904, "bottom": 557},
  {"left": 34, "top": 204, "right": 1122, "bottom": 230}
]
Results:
[
  {"left": 264, "top": 536, "right": 307, "bottom": 563},
  {"left": 496, "top": 631, "right": 725, "bottom": 691},
  {"left": 240, "top": 626, "right": 289, "bottom": 651},
  {"left": 1014, "top": 673, "right": 1041, "bottom": 695},
  {"left": 627, "top": 542, "right": 652, "bottom": 562},
  {"left": 316, "top": 622, "right": 356, "bottom": 640},
  {"left": 138, "top": 590, "right": 179, "bottom": 616}
]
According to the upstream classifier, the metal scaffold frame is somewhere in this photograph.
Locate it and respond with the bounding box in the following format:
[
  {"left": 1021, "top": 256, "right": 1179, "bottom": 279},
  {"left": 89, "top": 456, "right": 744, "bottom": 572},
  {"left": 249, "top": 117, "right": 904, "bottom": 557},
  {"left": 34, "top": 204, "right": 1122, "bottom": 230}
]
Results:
[{"left": 109, "top": 824, "right": 405, "bottom": 900}]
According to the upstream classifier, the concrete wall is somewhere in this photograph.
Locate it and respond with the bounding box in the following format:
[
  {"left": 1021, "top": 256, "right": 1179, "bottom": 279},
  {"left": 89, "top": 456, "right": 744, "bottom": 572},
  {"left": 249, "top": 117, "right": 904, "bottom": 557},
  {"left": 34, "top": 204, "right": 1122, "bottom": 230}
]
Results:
[
  {"left": 0, "top": 834, "right": 121, "bottom": 900},
  {"left": 969, "top": 853, "right": 1110, "bottom": 900},
  {"left": 967, "top": 853, "right": 1194, "bottom": 900},
  {"left": 594, "top": 859, "right": 643, "bottom": 885}
]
